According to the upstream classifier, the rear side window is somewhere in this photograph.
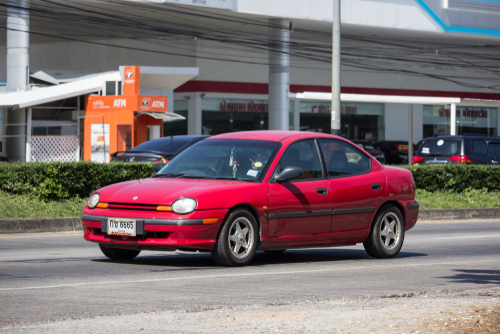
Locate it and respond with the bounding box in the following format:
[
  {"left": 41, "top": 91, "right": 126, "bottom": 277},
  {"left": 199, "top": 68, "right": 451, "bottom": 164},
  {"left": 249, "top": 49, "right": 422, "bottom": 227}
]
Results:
[
  {"left": 420, "top": 139, "right": 460, "bottom": 157},
  {"left": 488, "top": 142, "right": 500, "bottom": 159},
  {"left": 471, "top": 140, "right": 488, "bottom": 155},
  {"left": 318, "top": 139, "right": 371, "bottom": 177}
]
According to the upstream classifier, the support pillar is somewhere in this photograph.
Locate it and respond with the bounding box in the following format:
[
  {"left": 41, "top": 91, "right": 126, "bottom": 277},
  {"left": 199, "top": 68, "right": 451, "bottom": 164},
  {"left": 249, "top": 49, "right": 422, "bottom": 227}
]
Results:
[
  {"left": 331, "top": 0, "right": 341, "bottom": 135},
  {"left": 268, "top": 19, "right": 290, "bottom": 131},
  {"left": 1, "top": 109, "right": 6, "bottom": 157},
  {"left": 187, "top": 93, "right": 202, "bottom": 135},
  {"left": 408, "top": 104, "right": 413, "bottom": 166},
  {"left": 450, "top": 103, "right": 457, "bottom": 135},
  {"left": 293, "top": 99, "right": 300, "bottom": 131},
  {"left": 6, "top": 0, "right": 29, "bottom": 162},
  {"left": 25, "top": 106, "right": 31, "bottom": 162}
]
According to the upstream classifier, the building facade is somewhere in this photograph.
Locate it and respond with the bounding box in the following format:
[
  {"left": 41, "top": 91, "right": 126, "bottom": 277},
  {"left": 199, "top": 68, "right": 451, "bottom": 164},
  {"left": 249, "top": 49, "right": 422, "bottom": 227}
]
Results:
[{"left": 1, "top": 0, "right": 500, "bottom": 161}]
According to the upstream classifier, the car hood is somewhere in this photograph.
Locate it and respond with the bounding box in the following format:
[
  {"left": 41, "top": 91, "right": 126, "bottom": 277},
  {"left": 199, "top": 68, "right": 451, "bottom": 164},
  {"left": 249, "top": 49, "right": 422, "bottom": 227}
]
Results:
[{"left": 96, "top": 178, "right": 257, "bottom": 209}]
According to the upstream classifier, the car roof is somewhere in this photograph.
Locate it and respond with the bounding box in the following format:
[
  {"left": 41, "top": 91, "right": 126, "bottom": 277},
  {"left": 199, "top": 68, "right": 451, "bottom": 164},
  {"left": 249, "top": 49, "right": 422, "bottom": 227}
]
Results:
[{"left": 208, "top": 131, "right": 337, "bottom": 142}]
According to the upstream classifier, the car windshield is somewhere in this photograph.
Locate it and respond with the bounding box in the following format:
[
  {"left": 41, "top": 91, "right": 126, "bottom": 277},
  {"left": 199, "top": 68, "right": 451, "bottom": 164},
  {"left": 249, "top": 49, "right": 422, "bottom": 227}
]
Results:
[
  {"left": 420, "top": 139, "right": 460, "bottom": 157},
  {"left": 131, "top": 137, "right": 193, "bottom": 153},
  {"left": 157, "top": 139, "right": 281, "bottom": 181}
]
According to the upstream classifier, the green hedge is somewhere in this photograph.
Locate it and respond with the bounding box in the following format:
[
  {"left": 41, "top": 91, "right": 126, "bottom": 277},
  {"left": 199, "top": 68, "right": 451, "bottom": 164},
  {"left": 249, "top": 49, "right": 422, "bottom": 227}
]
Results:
[
  {"left": 1, "top": 162, "right": 500, "bottom": 201},
  {"left": 396, "top": 165, "right": 500, "bottom": 193},
  {"left": 0, "top": 162, "right": 154, "bottom": 201}
]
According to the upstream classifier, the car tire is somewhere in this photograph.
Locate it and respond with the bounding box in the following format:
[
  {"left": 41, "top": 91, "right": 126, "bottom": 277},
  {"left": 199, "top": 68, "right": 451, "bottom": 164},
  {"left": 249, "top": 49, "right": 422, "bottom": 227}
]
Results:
[
  {"left": 363, "top": 204, "right": 405, "bottom": 259},
  {"left": 99, "top": 244, "right": 141, "bottom": 260},
  {"left": 211, "top": 209, "right": 259, "bottom": 267}
]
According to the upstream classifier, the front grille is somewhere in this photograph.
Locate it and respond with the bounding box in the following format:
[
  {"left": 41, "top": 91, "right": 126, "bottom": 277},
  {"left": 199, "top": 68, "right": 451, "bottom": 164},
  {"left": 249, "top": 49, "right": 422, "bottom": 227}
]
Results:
[
  {"left": 89, "top": 228, "right": 170, "bottom": 240},
  {"left": 107, "top": 203, "right": 159, "bottom": 211}
]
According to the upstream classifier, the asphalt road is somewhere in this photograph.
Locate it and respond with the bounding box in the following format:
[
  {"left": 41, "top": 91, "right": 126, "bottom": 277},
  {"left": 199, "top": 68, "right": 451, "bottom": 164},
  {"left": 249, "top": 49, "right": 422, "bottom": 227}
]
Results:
[{"left": 1, "top": 221, "right": 499, "bottom": 326}]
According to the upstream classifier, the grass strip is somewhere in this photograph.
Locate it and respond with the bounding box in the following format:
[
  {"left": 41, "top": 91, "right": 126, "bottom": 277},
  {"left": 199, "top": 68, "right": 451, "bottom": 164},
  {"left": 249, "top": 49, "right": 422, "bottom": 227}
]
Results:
[
  {"left": 1, "top": 189, "right": 500, "bottom": 219},
  {"left": 0, "top": 191, "right": 86, "bottom": 219},
  {"left": 416, "top": 189, "right": 500, "bottom": 209}
]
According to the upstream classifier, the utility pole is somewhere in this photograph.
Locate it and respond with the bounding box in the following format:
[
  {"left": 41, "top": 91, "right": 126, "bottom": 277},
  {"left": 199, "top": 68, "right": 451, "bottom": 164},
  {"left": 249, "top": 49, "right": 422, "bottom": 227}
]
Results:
[{"left": 331, "top": 0, "right": 341, "bottom": 136}]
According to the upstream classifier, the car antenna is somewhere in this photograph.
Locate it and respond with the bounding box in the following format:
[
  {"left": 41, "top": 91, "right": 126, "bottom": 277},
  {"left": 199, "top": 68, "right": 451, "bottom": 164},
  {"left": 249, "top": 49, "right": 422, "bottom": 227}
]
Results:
[
  {"left": 136, "top": 165, "right": 141, "bottom": 180},
  {"left": 164, "top": 124, "right": 173, "bottom": 144}
]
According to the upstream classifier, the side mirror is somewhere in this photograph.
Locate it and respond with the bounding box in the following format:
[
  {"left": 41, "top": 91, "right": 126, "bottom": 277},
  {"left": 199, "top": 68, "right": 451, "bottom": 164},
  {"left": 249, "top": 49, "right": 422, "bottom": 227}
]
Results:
[
  {"left": 153, "top": 162, "right": 166, "bottom": 173},
  {"left": 275, "top": 166, "right": 303, "bottom": 182}
]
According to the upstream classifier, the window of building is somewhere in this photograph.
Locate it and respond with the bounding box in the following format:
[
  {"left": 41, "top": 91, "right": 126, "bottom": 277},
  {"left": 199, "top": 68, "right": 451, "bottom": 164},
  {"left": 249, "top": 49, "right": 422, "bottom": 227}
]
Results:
[
  {"left": 279, "top": 139, "right": 323, "bottom": 180},
  {"left": 298, "top": 101, "right": 385, "bottom": 141},
  {"left": 166, "top": 100, "right": 188, "bottom": 136},
  {"left": 318, "top": 139, "right": 371, "bottom": 177},
  {"left": 199, "top": 98, "right": 294, "bottom": 135},
  {"left": 423, "top": 105, "right": 498, "bottom": 138}
]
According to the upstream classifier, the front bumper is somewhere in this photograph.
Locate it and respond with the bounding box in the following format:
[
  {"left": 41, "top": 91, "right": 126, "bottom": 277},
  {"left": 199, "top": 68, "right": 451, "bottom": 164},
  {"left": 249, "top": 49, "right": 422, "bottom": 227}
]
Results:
[{"left": 81, "top": 208, "right": 228, "bottom": 251}]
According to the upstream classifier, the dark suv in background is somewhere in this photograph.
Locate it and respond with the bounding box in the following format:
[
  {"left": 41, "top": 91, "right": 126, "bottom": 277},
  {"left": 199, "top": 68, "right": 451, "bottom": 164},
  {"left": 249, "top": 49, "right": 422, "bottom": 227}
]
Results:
[{"left": 412, "top": 134, "right": 500, "bottom": 165}]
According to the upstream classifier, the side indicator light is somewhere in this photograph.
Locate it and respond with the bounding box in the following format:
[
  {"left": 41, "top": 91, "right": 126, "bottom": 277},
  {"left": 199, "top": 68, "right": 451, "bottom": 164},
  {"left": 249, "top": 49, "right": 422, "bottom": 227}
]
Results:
[
  {"left": 203, "top": 218, "right": 218, "bottom": 225},
  {"left": 157, "top": 206, "right": 173, "bottom": 212},
  {"left": 96, "top": 202, "right": 108, "bottom": 209}
]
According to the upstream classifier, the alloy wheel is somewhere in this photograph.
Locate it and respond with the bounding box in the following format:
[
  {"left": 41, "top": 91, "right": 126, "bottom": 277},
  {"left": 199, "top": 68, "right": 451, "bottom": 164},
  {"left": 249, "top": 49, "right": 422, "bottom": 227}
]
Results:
[
  {"left": 227, "top": 217, "right": 254, "bottom": 260},
  {"left": 379, "top": 212, "right": 401, "bottom": 251}
]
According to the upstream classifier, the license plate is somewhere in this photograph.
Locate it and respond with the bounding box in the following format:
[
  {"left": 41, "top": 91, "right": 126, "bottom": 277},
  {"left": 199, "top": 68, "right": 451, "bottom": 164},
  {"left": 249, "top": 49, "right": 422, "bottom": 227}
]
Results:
[{"left": 107, "top": 218, "right": 136, "bottom": 237}]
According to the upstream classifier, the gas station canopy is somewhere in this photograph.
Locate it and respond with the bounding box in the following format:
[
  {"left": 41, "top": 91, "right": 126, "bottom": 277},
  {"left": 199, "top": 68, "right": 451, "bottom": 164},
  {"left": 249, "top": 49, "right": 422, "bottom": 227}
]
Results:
[{"left": 0, "top": 66, "right": 199, "bottom": 109}]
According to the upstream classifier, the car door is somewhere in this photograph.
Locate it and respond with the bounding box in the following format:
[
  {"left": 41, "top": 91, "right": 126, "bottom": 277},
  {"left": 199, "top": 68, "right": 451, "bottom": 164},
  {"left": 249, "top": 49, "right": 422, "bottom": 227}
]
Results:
[
  {"left": 469, "top": 139, "right": 491, "bottom": 164},
  {"left": 487, "top": 140, "right": 500, "bottom": 165},
  {"left": 317, "top": 138, "right": 386, "bottom": 241},
  {"left": 268, "top": 139, "right": 333, "bottom": 243}
]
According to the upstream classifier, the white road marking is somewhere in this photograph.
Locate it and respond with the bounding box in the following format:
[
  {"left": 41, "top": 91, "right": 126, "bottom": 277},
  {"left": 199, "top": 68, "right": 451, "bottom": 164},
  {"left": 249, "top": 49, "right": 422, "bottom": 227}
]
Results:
[
  {"left": 0, "top": 258, "right": 498, "bottom": 292},
  {"left": 435, "top": 234, "right": 500, "bottom": 240}
]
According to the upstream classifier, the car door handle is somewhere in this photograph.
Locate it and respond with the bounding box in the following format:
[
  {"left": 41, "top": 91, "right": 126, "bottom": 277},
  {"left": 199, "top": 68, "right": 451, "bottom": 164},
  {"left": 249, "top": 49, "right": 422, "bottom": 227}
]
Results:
[
  {"left": 316, "top": 188, "right": 328, "bottom": 196},
  {"left": 371, "top": 184, "right": 382, "bottom": 191}
]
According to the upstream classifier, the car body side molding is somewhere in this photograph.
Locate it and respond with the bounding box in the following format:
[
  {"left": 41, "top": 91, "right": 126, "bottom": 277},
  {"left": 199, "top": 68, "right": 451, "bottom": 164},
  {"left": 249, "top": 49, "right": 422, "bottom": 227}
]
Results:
[
  {"left": 332, "top": 207, "right": 375, "bottom": 215},
  {"left": 264, "top": 210, "right": 332, "bottom": 220},
  {"left": 264, "top": 207, "right": 376, "bottom": 220}
]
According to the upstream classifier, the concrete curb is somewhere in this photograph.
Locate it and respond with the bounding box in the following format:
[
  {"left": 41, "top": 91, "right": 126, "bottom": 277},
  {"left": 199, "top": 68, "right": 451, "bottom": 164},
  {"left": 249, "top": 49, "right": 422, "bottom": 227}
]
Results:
[
  {"left": 417, "top": 208, "right": 500, "bottom": 221},
  {"left": 0, "top": 208, "right": 499, "bottom": 234},
  {"left": 0, "top": 218, "right": 83, "bottom": 234}
]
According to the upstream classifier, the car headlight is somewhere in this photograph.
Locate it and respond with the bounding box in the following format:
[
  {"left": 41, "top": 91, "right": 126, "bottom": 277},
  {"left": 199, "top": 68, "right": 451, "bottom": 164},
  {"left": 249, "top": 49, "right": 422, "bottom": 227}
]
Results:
[
  {"left": 172, "top": 198, "right": 197, "bottom": 214},
  {"left": 87, "top": 193, "right": 100, "bottom": 209}
]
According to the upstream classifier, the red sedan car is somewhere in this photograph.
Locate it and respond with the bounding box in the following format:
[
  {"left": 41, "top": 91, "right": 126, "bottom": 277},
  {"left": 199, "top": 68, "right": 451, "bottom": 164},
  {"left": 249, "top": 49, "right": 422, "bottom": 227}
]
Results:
[{"left": 81, "top": 131, "right": 419, "bottom": 266}]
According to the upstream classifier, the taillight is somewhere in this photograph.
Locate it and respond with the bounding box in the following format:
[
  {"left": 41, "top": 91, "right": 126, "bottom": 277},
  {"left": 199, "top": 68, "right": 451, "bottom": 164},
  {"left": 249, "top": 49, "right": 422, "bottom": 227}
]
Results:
[
  {"left": 412, "top": 156, "right": 423, "bottom": 165},
  {"left": 449, "top": 155, "right": 473, "bottom": 164},
  {"left": 152, "top": 158, "right": 170, "bottom": 164}
]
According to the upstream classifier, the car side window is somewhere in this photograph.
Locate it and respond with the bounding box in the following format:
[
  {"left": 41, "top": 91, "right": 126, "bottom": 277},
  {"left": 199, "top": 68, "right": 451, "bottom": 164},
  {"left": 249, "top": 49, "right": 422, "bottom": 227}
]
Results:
[
  {"left": 318, "top": 139, "right": 371, "bottom": 177},
  {"left": 488, "top": 142, "right": 500, "bottom": 159},
  {"left": 279, "top": 139, "right": 323, "bottom": 180},
  {"left": 472, "top": 140, "right": 488, "bottom": 155}
]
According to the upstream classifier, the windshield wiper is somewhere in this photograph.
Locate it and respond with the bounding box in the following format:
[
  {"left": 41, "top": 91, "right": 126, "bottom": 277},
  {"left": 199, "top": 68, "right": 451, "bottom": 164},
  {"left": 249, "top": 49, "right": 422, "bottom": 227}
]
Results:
[{"left": 215, "top": 176, "right": 256, "bottom": 182}]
